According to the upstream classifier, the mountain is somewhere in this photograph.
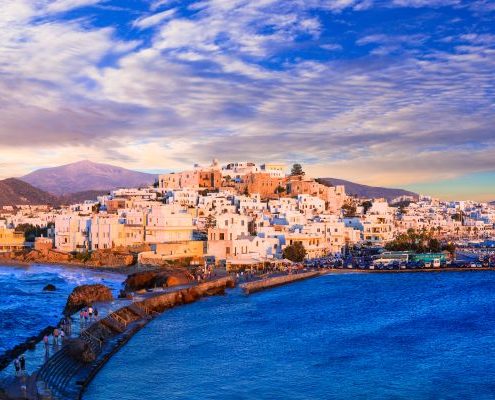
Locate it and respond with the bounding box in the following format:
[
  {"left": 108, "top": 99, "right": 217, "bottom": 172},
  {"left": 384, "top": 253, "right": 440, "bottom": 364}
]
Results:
[
  {"left": 0, "top": 178, "right": 60, "bottom": 207},
  {"left": 21, "top": 160, "right": 156, "bottom": 195},
  {"left": 317, "top": 177, "right": 418, "bottom": 202}
]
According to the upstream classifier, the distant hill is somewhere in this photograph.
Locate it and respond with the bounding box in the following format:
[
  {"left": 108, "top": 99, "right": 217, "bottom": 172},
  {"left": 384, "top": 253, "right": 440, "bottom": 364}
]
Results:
[
  {"left": 0, "top": 178, "right": 60, "bottom": 207},
  {"left": 317, "top": 177, "right": 418, "bottom": 202},
  {"left": 21, "top": 160, "right": 156, "bottom": 195},
  {"left": 58, "top": 190, "right": 111, "bottom": 205}
]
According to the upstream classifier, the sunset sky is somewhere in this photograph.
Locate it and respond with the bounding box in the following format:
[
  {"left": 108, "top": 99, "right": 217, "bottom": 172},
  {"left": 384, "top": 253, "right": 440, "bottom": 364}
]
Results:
[{"left": 0, "top": 0, "right": 494, "bottom": 201}]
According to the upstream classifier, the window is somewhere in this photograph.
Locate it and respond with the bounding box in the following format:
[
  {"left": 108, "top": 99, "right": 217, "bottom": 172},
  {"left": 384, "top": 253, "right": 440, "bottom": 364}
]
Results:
[{"left": 220, "top": 233, "right": 225, "bottom": 240}]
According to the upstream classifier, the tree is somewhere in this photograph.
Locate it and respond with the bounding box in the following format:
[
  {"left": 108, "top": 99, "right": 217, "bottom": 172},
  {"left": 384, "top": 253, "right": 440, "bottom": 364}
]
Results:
[
  {"left": 205, "top": 214, "right": 216, "bottom": 229},
  {"left": 275, "top": 185, "right": 286, "bottom": 198},
  {"left": 15, "top": 224, "right": 48, "bottom": 241},
  {"left": 290, "top": 163, "right": 305, "bottom": 176},
  {"left": 341, "top": 203, "right": 356, "bottom": 217},
  {"left": 361, "top": 200, "right": 373, "bottom": 214},
  {"left": 283, "top": 242, "right": 307, "bottom": 262}
]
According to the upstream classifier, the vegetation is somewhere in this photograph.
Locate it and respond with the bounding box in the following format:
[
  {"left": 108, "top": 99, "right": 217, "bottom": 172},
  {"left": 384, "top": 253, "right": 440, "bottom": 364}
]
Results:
[
  {"left": 290, "top": 163, "right": 305, "bottom": 176},
  {"left": 361, "top": 200, "right": 373, "bottom": 214},
  {"left": 15, "top": 223, "right": 52, "bottom": 241},
  {"left": 283, "top": 242, "right": 307, "bottom": 262},
  {"left": 341, "top": 203, "right": 357, "bottom": 217},
  {"left": 205, "top": 214, "right": 216, "bottom": 229},
  {"left": 72, "top": 251, "right": 91, "bottom": 262},
  {"left": 385, "top": 229, "right": 456, "bottom": 255},
  {"left": 275, "top": 185, "right": 286, "bottom": 197}
]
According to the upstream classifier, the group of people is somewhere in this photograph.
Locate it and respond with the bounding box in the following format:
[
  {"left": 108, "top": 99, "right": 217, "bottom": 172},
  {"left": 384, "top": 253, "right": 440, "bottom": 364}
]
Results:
[
  {"left": 13, "top": 355, "right": 26, "bottom": 377},
  {"left": 79, "top": 305, "right": 99, "bottom": 324},
  {"left": 42, "top": 327, "right": 66, "bottom": 352},
  {"left": 195, "top": 266, "right": 216, "bottom": 282}
]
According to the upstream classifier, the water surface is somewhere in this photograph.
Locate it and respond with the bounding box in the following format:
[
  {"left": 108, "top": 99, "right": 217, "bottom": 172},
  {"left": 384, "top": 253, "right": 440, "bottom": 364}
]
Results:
[
  {"left": 0, "top": 263, "right": 124, "bottom": 355},
  {"left": 85, "top": 271, "right": 495, "bottom": 399}
]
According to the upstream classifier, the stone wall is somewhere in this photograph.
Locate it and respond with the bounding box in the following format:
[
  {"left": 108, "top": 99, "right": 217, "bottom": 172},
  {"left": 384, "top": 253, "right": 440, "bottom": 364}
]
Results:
[{"left": 241, "top": 271, "right": 322, "bottom": 294}]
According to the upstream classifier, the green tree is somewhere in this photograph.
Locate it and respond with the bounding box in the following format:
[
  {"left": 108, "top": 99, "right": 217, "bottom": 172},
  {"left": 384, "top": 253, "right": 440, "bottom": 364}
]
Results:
[
  {"left": 341, "top": 203, "right": 357, "bottom": 217},
  {"left": 205, "top": 214, "right": 216, "bottom": 229},
  {"left": 275, "top": 185, "right": 286, "bottom": 198},
  {"left": 290, "top": 163, "right": 305, "bottom": 176},
  {"left": 361, "top": 200, "right": 373, "bottom": 214},
  {"left": 283, "top": 242, "right": 307, "bottom": 262}
]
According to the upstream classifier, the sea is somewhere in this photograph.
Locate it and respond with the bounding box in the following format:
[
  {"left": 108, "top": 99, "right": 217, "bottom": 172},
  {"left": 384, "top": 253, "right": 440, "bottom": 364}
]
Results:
[
  {"left": 84, "top": 271, "right": 495, "bottom": 400},
  {"left": 0, "top": 263, "right": 124, "bottom": 355},
  {"left": 2, "top": 266, "right": 495, "bottom": 399}
]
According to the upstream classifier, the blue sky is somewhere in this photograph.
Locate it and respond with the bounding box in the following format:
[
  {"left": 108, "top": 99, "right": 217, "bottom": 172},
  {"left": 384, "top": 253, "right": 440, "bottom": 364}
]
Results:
[{"left": 0, "top": 0, "right": 494, "bottom": 201}]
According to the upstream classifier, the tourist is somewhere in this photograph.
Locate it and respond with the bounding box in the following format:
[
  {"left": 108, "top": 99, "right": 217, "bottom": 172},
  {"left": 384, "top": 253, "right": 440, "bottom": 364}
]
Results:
[
  {"left": 94, "top": 308, "right": 99, "bottom": 319},
  {"left": 84, "top": 309, "right": 89, "bottom": 322},
  {"left": 19, "top": 355, "right": 25, "bottom": 375},
  {"left": 79, "top": 310, "right": 84, "bottom": 323},
  {"left": 13, "top": 358, "right": 20, "bottom": 377},
  {"left": 60, "top": 329, "right": 65, "bottom": 342},
  {"left": 53, "top": 328, "right": 59, "bottom": 345},
  {"left": 88, "top": 305, "right": 94, "bottom": 320},
  {"left": 43, "top": 335, "right": 49, "bottom": 352}
]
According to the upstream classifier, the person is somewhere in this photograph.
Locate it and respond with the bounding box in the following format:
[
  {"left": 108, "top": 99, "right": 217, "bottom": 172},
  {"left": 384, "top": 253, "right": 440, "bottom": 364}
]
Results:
[
  {"left": 19, "top": 355, "right": 25, "bottom": 375},
  {"left": 79, "top": 310, "right": 84, "bottom": 323},
  {"left": 43, "top": 335, "right": 49, "bottom": 352},
  {"left": 14, "top": 358, "right": 20, "bottom": 377},
  {"left": 94, "top": 308, "right": 99, "bottom": 319},
  {"left": 53, "top": 328, "right": 59, "bottom": 345},
  {"left": 84, "top": 309, "right": 89, "bottom": 322},
  {"left": 88, "top": 306, "right": 94, "bottom": 320},
  {"left": 60, "top": 329, "right": 65, "bottom": 342}
]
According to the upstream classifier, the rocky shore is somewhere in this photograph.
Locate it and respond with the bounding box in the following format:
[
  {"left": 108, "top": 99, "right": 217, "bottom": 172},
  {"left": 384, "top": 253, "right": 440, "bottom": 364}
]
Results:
[{"left": 0, "top": 249, "right": 135, "bottom": 271}]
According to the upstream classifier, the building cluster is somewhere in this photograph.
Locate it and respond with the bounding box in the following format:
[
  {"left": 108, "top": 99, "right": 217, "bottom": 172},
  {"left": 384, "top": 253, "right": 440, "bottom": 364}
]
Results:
[{"left": 0, "top": 160, "right": 494, "bottom": 266}]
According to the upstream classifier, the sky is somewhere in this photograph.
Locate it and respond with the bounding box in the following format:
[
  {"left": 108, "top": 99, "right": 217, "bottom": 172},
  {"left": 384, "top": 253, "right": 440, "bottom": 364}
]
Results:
[{"left": 0, "top": 0, "right": 494, "bottom": 201}]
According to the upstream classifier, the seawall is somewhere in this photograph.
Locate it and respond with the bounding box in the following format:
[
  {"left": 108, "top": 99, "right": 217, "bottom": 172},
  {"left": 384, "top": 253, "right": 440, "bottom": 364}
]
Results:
[
  {"left": 0, "top": 277, "right": 236, "bottom": 400},
  {"left": 241, "top": 271, "right": 323, "bottom": 294}
]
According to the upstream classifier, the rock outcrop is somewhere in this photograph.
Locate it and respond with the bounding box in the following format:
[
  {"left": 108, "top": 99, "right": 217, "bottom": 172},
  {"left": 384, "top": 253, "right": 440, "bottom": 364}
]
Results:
[
  {"left": 0, "top": 248, "right": 135, "bottom": 268},
  {"left": 43, "top": 284, "right": 56, "bottom": 292},
  {"left": 63, "top": 284, "right": 113, "bottom": 316},
  {"left": 85, "top": 250, "right": 134, "bottom": 268},
  {"left": 124, "top": 270, "right": 192, "bottom": 292}
]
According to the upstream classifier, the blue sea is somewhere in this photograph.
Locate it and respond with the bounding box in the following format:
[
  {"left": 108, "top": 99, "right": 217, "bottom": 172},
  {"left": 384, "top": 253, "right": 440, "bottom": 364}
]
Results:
[
  {"left": 84, "top": 272, "right": 495, "bottom": 400},
  {"left": 0, "top": 264, "right": 124, "bottom": 355}
]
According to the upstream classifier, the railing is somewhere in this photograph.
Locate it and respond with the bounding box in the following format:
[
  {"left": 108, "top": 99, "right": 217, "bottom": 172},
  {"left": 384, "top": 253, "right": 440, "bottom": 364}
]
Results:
[{"left": 109, "top": 312, "right": 128, "bottom": 328}]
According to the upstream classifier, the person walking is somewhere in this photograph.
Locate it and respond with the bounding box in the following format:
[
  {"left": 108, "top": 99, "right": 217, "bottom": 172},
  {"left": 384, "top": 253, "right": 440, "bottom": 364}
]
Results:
[
  {"left": 94, "top": 308, "right": 99, "bottom": 320},
  {"left": 14, "top": 358, "right": 20, "bottom": 377},
  {"left": 43, "top": 335, "right": 49, "bottom": 353},
  {"left": 19, "top": 355, "right": 26, "bottom": 376},
  {"left": 60, "top": 329, "right": 65, "bottom": 343},
  {"left": 53, "top": 328, "right": 59, "bottom": 345},
  {"left": 88, "top": 306, "right": 94, "bottom": 320}
]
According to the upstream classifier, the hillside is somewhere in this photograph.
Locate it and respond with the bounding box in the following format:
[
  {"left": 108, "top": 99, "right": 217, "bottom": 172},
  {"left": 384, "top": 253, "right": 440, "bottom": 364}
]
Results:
[
  {"left": 317, "top": 177, "right": 418, "bottom": 202},
  {"left": 58, "top": 190, "right": 111, "bottom": 205},
  {"left": 21, "top": 160, "right": 156, "bottom": 195},
  {"left": 0, "top": 178, "right": 60, "bottom": 207}
]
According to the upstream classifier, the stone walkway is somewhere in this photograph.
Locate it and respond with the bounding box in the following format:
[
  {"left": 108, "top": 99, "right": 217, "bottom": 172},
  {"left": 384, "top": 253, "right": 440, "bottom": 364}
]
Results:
[{"left": 0, "top": 284, "right": 195, "bottom": 399}]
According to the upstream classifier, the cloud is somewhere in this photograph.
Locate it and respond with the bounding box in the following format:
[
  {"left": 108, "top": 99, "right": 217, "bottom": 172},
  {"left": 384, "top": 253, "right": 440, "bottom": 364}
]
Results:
[
  {"left": 132, "top": 8, "right": 176, "bottom": 29},
  {"left": 0, "top": 0, "right": 493, "bottom": 202}
]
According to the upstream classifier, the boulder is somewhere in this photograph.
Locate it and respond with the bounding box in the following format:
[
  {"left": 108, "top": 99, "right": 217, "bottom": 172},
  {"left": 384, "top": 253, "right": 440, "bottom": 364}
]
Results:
[
  {"left": 66, "top": 338, "right": 97, "bottom": 363},
  {"left": 125, "top": 270, "right": 192, "bottom": 292},
  {"left": 43, "top": 284, "right": 56, "bottom": 292},
  {"left": 166, "top": 272, "right": 191, "bottom": 287},
  {"left": 124, "top": 271, "right": 163, "bottom": 291},
  {"left": 63, "top": 284, "right": 113, "bottom": 316}
]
